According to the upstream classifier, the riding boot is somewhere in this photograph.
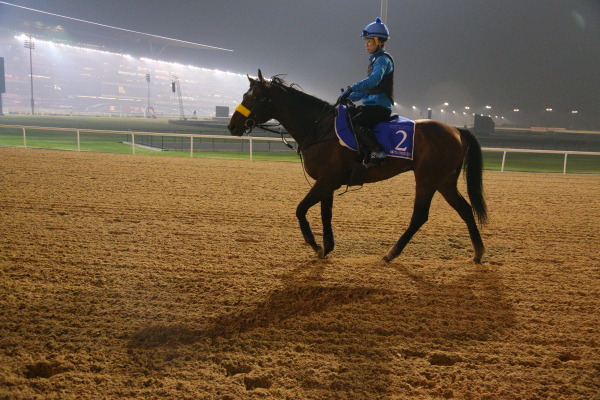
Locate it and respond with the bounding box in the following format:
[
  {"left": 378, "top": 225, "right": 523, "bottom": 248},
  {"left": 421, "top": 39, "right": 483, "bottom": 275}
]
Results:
[{"left": 354, "top": 126, "right": 387, "bottom": 165}]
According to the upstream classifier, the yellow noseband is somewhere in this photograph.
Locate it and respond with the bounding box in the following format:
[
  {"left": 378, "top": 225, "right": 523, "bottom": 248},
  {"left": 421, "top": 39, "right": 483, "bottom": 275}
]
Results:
[{"left": 235, "top": 104, "right": 252, "bottom": 117}]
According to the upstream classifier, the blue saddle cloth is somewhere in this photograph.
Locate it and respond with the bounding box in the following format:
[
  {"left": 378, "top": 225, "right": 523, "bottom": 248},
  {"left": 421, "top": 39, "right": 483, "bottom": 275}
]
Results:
[{"left": 334, "top": 105, "right": 416, "bottom": 159}]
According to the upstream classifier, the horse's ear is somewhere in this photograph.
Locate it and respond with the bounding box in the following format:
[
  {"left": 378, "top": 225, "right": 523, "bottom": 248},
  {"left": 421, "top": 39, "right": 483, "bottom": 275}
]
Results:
[
  {"left": 247, "top": 74, "right": 254, "bottom": 84},
  {"left": 258, "top": 69, "right": 265, "bottom": 83}
]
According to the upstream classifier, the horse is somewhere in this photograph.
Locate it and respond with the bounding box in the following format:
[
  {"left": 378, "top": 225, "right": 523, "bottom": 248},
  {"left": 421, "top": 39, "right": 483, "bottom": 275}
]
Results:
[{"left": 228, "top": 70, "right": 487, "bottom": 263}]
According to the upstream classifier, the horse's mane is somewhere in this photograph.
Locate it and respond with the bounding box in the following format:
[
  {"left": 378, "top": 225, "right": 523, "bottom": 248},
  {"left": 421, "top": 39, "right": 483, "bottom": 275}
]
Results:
[{"left": 270, "top": 75, "right": 332, "bottom": 109}]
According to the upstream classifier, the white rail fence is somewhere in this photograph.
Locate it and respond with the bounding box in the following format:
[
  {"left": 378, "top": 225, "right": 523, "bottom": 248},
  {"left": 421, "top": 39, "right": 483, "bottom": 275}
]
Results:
[
  {"left": 1, "top": 124, "right": 599, "bottom": 174},
  {"left": 481, "top": 147, "right": 599, "bottom": 174},
  {"left": 0, "top": 124, "right": 284, "bottom": 161}
]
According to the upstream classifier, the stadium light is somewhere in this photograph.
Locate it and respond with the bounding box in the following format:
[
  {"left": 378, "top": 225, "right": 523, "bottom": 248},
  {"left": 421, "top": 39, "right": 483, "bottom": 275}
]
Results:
[
  {"left": 23, "top": 34, "right": 35, "bottom": 115},
  {"left": 16, "top": 34, "right": 135, "bottom": 58},
  {"left": 381, "top": 0, "right": 388, "bottom": 22},
  {"left": 411, "top": 105, "right": 421, "bottom": 118},
  {"left": 570, "top": 110, "right": 579, "bottom": 129},
  {"left": 146, "top": 73, "right": 151, "bottom": 115}
]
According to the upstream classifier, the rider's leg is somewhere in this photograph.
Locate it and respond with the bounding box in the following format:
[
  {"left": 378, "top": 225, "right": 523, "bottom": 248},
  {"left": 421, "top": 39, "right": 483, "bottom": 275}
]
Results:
[{"left": 353, "top": 106, "right": 391, "bottom": 164}]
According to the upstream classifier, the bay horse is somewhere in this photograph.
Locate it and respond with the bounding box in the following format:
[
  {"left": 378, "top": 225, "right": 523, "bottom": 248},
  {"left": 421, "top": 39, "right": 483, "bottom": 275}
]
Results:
[{"left": 228, "top": 70, "right": 487, "bottom": 263}]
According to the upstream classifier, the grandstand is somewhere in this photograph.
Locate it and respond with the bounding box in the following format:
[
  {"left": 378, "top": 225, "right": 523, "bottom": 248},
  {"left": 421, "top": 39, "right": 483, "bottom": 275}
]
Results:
[{"left": 0, "top": 29, "right": 247, "bottom": 118}]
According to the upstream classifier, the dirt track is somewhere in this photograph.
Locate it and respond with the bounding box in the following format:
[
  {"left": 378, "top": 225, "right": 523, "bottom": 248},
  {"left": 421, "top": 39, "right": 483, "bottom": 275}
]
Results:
[{"left": 0, "top": 148, "right": 599, "bottom": 400}]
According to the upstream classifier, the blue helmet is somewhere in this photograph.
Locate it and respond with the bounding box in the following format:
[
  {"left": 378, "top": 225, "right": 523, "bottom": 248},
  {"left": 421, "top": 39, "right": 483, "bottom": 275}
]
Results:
[{"left": 360, "top": 17, "right": 389, "bottom": 40}]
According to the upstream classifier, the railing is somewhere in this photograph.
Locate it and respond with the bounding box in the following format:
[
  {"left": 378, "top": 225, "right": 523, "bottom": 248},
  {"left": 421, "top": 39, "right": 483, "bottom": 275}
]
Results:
[
  {"left": 0, "top": 124, "right": 287, "bottom": 161},
  {"left": 482, "top": 147, "right": 600, "bottom": 174},
  {"left": 1, "top": 124, "right": 599, "bottom": 174}
]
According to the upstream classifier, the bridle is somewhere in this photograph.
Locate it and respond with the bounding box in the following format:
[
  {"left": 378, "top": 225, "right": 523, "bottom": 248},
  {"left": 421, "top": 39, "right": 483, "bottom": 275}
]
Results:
[{"left": 234, "top": 84, "right": 275, "bottom": 135}]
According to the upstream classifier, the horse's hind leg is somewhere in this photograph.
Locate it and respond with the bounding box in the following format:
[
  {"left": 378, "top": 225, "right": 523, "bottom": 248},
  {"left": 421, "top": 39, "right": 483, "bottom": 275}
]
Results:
[
  {"left": 383, "top": 184, "right": 435, "bottom": 262},
  {"left": 320, "top": 192, "right": 335, "bottom": 258},
  {"left": 438, "top": 183, "right": 485, "bottom": 263}
]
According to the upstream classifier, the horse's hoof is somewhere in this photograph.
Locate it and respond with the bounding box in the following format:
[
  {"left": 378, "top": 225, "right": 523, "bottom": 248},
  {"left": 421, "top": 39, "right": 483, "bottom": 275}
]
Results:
[
  {"left": 382, "top": 254, "right": 392, "bottom": 263},
  {"left": 317, "top": 248, "right": 327, "bottom": 259},
  {"left": 312, "top": 245, "right": 325, "bottom": 259},
  {"left": 473, "top": 256, "right": 482, "bottom": 264}
]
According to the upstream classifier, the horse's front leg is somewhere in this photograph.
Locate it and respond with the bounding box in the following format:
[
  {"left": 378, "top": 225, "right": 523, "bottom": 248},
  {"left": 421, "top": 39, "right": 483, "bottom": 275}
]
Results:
[{"left": 296, "top": 182, "right": 336, "bottom": 259}]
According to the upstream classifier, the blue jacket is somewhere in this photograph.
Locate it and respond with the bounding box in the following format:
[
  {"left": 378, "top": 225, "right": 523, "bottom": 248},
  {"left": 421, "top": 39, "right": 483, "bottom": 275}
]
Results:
[{"left": 349, "top": 49, "right": 394, "bottom": 110}]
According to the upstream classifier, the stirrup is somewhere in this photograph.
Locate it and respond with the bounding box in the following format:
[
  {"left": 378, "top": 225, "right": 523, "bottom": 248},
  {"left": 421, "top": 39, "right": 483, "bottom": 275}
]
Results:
[
  {"left": 370, "top": 150, "right": 387, "bottom": 160},
  {"left": 367, "top": 150, "right": 387, "bottom": 166}
]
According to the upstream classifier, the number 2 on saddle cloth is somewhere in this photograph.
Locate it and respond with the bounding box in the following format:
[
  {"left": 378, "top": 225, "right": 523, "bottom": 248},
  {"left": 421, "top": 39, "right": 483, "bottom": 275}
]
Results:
[{"left": 334, "top": 104, "right": 416, "bottom": 160}]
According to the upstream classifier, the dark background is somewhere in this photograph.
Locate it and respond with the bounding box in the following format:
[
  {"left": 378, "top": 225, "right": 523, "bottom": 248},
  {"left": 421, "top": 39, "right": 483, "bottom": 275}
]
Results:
[{"left": 1, "top": 0, "right": 599, "bottom": 128}]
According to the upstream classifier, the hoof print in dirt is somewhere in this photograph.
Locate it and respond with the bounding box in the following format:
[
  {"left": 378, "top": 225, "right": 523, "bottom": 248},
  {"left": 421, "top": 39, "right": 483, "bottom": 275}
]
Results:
[
  {"left": 223, "top": 363, "right": 253, "bottom": 377},
  {"left": 557, "top": 352, "right": 581, "bottom": 362},
  {"left": 24, "top": 361, "right": 69, "bottom": 379},
  {"left": 428, "top": 353, "right": 460, "bottom": 366},
  {"left": 244, "top": 375, "right": 272, "bottom": 390}
]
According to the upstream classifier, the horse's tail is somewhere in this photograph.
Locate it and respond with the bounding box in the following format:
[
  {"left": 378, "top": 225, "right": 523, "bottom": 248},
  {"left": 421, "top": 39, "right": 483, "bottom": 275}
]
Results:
[{"left": 458, "top": 128, "right": 488, "bottom": 225}]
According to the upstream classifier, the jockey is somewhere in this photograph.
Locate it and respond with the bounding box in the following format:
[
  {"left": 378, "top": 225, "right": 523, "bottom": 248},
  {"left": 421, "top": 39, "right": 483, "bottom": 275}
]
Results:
[{"left": 339, "top": 17, "right": 394, "bottom": 166}]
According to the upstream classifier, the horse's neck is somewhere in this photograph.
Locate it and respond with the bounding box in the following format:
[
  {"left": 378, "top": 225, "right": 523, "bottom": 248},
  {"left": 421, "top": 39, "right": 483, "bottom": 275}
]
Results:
[{"left": 272, "top": 91, "right": 330, "bottom": 147}]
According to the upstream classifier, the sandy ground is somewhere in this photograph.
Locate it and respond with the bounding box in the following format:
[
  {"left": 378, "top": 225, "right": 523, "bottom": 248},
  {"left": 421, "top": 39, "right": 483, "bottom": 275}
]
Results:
[{"left": 0, "top": 148, "right": 598, "bottom": 400}]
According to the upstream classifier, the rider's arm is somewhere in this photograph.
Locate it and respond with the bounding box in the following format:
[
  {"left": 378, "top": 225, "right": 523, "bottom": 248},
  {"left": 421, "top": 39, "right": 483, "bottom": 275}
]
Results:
[{"left": 350, "top": 56, "right": 393, "bottom": 93}]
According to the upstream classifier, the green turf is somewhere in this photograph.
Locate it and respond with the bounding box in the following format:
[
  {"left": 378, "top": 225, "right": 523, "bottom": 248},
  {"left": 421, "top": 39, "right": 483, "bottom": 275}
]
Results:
[
  {"left": 481, "top": 151, "right": 600, "bottom": 174},
  {"left": 1, "top": 115, "right": 599, "bottom": 173}
]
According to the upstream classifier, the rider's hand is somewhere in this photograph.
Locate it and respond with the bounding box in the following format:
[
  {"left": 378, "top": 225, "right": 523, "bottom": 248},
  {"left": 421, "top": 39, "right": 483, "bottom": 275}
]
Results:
[
  {"left": 340, "top": 86, "right": 353, "bottom": 99},
  {"left": 337, "top": 86, "right": 353, "bottom": 104}
]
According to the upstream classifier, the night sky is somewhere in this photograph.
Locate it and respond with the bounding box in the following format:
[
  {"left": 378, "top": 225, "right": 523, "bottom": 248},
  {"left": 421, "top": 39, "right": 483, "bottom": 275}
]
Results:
[{"left": 1, "top": 0, "right": 599, "bottom": 127}]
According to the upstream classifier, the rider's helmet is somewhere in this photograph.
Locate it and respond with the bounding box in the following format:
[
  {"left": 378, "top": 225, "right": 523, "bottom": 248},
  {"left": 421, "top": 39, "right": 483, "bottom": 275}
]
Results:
[{"left": 360, "top": 17, "right": 390, "bottom": 41}]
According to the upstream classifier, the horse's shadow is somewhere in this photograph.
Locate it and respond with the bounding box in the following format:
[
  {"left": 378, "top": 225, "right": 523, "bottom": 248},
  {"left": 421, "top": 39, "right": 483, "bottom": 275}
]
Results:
[
  {"left": 130, "top": 262, "right": 393, "bottom": 346},
  {"left": 128, "top": 260, "right": 515, "bottom": 398}
]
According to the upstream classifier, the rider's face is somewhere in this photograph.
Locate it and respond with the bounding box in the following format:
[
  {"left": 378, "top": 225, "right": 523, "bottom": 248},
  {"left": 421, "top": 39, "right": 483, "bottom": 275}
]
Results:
[{"left": 364, "top": 38, "right": 378, "bottom": 54}]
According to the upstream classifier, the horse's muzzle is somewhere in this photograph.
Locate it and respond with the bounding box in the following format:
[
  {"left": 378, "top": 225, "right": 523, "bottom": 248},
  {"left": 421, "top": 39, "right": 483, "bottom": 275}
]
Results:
[{"left": 228, "top": 123, "right": 243, "bottom": 136}]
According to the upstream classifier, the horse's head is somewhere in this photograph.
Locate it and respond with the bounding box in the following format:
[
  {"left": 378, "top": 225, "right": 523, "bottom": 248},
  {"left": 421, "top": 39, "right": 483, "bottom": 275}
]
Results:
[{"left": 228, "top": 69, "right": 275, "bottom": 136}]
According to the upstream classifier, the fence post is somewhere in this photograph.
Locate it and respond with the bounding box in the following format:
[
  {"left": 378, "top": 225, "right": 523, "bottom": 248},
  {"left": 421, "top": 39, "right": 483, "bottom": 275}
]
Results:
[
  {"left": 563, "top": 153, "right": 568, "bottom": 174},
  {"left": 501, "top": 151, "right": 507, "bottom": 172},
  {"left": 131, "top": 133, "right": 136, "bottom": 154},
  {"left": 22, "top": 127, "right": 27, "bottom": 148},
  {"left": 77, "top": 130, "right": 80, "bottom": 151},
  {"left": 249, "top": 138, "right": 253, "bottom": 161},
  {"left": 190, "top": 136, "right": 194, "bottom": 158}
]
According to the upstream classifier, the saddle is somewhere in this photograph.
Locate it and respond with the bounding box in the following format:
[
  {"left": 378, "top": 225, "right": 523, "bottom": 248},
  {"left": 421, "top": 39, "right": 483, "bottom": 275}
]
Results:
[{"left": 334, "top": 105, "right": 416, "bottom": 160}]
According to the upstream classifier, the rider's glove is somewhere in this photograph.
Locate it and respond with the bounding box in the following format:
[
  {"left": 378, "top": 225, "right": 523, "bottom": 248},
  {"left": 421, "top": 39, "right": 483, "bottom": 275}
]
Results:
[
  {"left": 340, "top": 86, "right": 353, "bottom": 99},
  {"left": 337, "top": 86, "right": 353, "bottom": 104}
]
